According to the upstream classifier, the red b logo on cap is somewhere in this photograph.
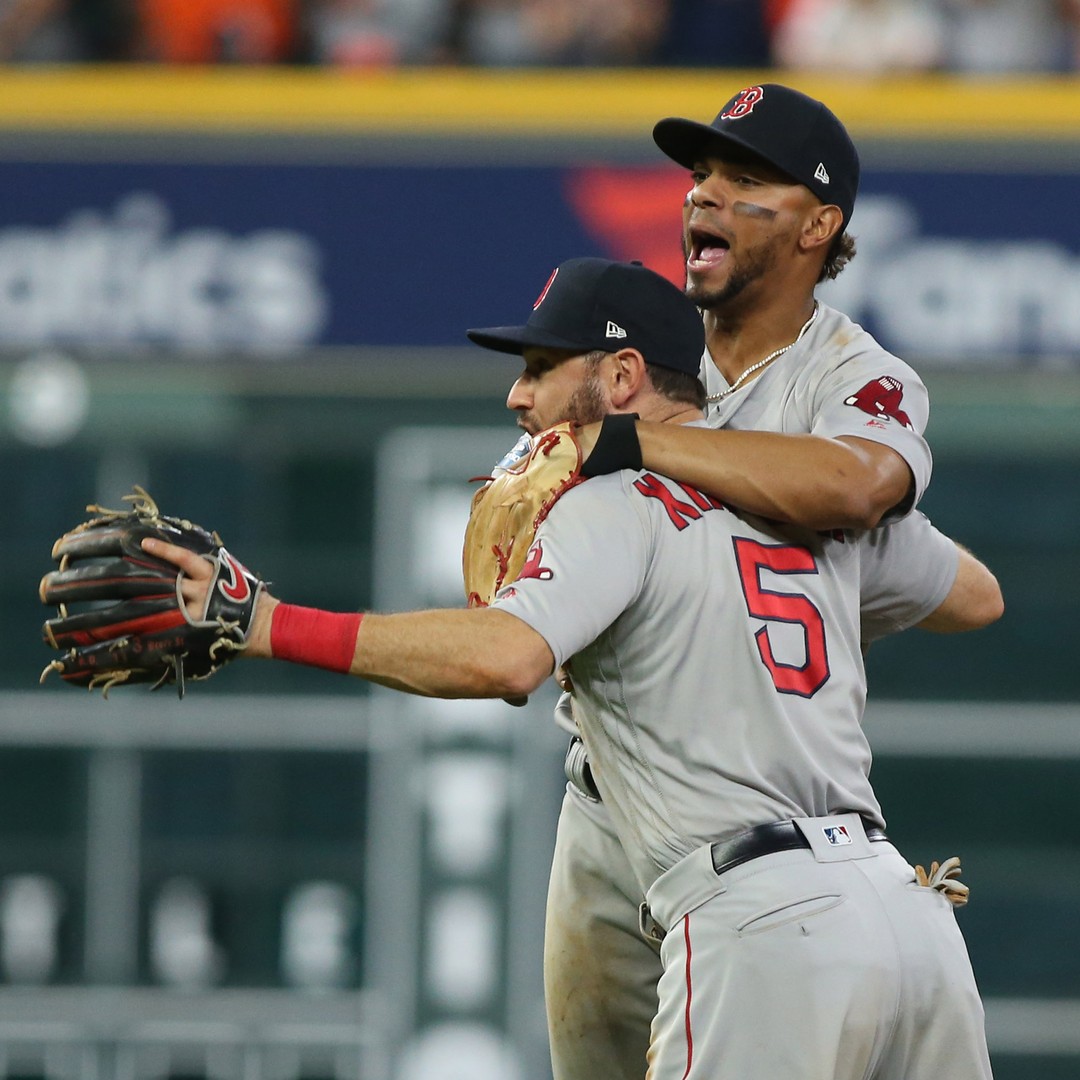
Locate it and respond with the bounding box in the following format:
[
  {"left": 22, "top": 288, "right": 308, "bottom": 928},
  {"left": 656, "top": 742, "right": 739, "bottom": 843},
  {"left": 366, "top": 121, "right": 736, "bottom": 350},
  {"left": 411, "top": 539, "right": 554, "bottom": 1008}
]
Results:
[
  {"left": 721, "top": 86, "right": 765, "bottom": 121},
  {"left": 534, "top": 268, "right": 559, "bottom": 310}
]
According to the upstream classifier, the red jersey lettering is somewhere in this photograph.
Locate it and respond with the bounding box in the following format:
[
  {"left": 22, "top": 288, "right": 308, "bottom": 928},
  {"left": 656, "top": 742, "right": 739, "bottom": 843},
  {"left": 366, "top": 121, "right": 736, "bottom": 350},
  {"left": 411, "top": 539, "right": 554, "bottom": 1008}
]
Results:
[
  {"left": 675, "top": 482, "right": 724, "bottom": 513},
  {"left": 520, "top": 540, "right": 554, "bottom": 582},
  {"left": 733, "top": 537, "right": 830, "bottom": 698},
  {"left": 633, "top": 474, "right": 722, "bottom": 531}
]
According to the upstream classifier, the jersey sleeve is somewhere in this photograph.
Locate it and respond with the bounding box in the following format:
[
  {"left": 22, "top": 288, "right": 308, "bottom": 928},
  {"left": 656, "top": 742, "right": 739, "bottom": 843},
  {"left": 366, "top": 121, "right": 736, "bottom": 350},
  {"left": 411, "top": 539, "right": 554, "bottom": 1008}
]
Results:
[
  {"left": 859, "top": 511, "right": 959, "bottom": 645},
  {"left": 810, "top": 351, "right": 932, "bottom": 517},
  {"left": 490, "top": 475, "right": 650, "bottom": 670}
]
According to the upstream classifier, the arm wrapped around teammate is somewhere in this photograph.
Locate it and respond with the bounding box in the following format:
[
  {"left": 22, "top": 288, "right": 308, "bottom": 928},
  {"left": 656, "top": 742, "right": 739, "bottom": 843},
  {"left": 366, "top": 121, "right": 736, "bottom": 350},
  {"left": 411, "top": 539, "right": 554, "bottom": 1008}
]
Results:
[
  {"left": 463, "top": 422, "right": 585, "bottom": 608},
  {"left": 39, "top": 486, "right": 265, "bottom": 697}
]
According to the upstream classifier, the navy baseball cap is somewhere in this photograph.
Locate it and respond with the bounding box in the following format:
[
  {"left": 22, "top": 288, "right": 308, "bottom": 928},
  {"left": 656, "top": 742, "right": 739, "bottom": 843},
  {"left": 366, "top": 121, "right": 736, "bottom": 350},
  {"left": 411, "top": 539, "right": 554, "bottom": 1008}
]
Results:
[
  {"left": 653, "top": 83, "right": 860, "bottom": 227},
  {"left": 467, "top": 257, "right": 705, "bottom": 377}
]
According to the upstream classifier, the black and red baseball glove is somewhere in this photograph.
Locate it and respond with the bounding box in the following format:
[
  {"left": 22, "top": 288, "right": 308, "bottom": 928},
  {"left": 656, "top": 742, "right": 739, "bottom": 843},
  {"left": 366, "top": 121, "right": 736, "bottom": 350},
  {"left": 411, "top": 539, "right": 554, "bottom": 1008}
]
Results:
[{"left": 39, "top": 486, "right": 264, "bottom": 697}]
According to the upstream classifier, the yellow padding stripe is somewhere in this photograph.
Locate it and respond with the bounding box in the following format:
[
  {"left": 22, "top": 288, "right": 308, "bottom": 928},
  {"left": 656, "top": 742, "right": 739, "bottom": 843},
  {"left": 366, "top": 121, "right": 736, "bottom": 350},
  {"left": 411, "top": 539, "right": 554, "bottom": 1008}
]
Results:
[{"left": 1, "top": 67, "right": 1079, "bottom": 138}]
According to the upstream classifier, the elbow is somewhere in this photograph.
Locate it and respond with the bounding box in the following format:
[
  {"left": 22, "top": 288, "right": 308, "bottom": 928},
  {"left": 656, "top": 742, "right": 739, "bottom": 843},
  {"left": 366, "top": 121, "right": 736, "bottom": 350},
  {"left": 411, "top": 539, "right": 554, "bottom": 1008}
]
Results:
[
  {"left": 807, "top": 472, "right": 906, "bottom": 530},
  {"left": 782, "top": 489, "right": 879, "bottom": 530},
  {"left": 468, "top": 611, "right": 554, "bottom": 699},
  {"left": 849, "top": 478, "right": 916, "bottom": 531},
  {"left": 959, "top": 562, "right": 1005, "bottom": 631},
  {"left": 823, "top": 488, "right": 890, "bottom": 531},
  {"left": 847, "top": 497, "right": 888, "bottom": 531},
  {"left": 834, "top": 452, "right": 916, "bottom": 530},
  {"left": 491, "top": 670, "right": 548, "bottom": 702},
  {"left": 504, "top": 651, "right": 554, "bottom": 699},
  {"left": 971, "top": 578, "right": 1005, "bottom": 630},
  {"left": 476, "top": 653, "right": 551, "bottom": 701},
  {"left": 925, "top": 574, "right": 1005, "bottom": 634}
]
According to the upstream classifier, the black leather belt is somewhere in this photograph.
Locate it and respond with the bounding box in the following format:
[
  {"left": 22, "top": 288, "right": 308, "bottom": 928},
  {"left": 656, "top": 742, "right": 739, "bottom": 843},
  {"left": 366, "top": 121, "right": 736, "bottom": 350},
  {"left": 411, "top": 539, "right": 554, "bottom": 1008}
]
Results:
[{"left": 711, "top": 817, "right": 887, "bottom": 876}]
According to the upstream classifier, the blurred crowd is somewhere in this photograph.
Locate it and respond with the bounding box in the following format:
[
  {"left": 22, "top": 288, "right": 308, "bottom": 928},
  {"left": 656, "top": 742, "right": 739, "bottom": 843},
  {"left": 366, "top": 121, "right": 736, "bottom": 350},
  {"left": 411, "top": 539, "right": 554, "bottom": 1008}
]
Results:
[{"left": 3, "top": 0, "right": 1080, "bottom": 73}]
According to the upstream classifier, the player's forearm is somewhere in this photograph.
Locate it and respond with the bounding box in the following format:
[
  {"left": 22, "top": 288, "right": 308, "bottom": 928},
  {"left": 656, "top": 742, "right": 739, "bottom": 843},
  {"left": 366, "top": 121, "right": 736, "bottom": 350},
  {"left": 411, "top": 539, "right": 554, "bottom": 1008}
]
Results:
[
  {"left": 353, "top": 610, "right": 553, "bottom": 698},
  {"left": 150, "top": 538, "right": 555, "bottom": 699},
  {"left": 633, "top": 422, "right": 910, "bottom": 529},
  {"left": 918, "top": 545, "right": 1004, "bottom": 633},
  {"left": 254, "top": 599, "right": 554, "bottom": 699}
]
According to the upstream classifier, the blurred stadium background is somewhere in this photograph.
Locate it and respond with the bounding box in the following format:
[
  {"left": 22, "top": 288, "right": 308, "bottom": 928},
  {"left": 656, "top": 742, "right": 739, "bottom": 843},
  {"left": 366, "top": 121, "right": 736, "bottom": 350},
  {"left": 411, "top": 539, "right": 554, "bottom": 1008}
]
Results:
[{"left": 0, "top": 58, "right": 1078, "bottom": 1080}]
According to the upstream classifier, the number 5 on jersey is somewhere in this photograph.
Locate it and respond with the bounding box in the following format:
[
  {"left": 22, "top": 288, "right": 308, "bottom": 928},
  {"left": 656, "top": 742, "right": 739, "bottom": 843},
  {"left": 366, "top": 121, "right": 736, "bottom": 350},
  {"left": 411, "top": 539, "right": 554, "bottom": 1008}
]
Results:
[{"left": 733, "top": 538, "right": 830, "bottom": 698}]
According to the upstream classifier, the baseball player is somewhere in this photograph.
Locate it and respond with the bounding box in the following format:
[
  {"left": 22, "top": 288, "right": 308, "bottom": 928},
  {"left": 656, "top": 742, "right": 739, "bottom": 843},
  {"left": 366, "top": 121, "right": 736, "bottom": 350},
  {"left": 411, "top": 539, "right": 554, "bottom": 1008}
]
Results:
[
  {"left": 142, "top": 258, "right": 993, "bottom": 1080},
  {"left": 578, "top": 82, "right": 923, "bottom": 530},
  {"left": 543, "top": 520, "right": 999, "bottom": 1080},
  {"left": 531, "top": 85, "right": 1003, "bottom": 1080}
]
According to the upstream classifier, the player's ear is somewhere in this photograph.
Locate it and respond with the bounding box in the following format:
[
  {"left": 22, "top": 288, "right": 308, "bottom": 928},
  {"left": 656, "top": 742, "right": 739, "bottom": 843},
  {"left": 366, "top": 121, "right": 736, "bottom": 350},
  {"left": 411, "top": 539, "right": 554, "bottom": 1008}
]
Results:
[
  {"left": 800, "top": 203, "right": 844, "bottom": 254},
  {"left": 608, "top": 348, "right": 647, "bottom": 407}
]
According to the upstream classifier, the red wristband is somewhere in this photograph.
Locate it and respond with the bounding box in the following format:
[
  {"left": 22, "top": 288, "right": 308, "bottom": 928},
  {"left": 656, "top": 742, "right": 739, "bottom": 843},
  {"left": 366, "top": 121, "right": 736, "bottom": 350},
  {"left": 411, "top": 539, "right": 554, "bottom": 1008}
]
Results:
[{"left": 270, "top": 603, "right": 364, "bottom": 674}]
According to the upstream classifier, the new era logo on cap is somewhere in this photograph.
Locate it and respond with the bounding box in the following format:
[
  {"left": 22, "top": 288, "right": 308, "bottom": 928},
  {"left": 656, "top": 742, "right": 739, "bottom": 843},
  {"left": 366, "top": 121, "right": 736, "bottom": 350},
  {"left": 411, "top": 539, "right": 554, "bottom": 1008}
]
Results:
[
  {"left": 814, "top": 163, "right": 830, "bottom": 185},
  {"left": 606, "top": 321, "right": 627, "bottom": 339}
]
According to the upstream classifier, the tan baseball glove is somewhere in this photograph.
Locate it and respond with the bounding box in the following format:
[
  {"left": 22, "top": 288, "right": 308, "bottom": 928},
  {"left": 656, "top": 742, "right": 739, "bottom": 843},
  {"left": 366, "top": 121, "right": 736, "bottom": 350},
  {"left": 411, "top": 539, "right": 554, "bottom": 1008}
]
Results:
[
  {"left": 914, "top": 855, "right": 970, "bottom": 907},
  {"left": 463, "top": 422, "right": 585, "bottom": 608}
]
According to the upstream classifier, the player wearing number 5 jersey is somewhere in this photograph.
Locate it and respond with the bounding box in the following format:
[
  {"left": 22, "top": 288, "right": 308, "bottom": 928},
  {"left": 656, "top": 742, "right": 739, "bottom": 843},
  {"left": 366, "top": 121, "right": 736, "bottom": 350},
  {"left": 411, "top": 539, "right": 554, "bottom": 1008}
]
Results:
[
  {"left": 144, "top": 256, "right": 994, "bottom": 1080},
  {"left": 464, "top": 257, "right": 993, "bottom": 1080},
  {"left": 539, "top": 84, "right": 1000, "bottom": 1080},
  {"left": 501, "top": 454, "right": 882, "bottom": 878}
]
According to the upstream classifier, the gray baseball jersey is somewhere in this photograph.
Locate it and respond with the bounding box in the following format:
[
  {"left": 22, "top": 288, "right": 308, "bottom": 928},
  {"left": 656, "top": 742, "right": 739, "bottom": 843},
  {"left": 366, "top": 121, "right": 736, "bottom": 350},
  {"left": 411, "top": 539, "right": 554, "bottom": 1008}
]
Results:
[
  {"left": 547, "top": 507, "right": 958, "bottom": 742},
  {"left": 703, "top": 302, "right": 933, "bottom": 516},
  {"left": 498, "top": 454, "right": 990, "bottom": 1080},
  {"left": 537, "top": 303, "right": 970, "bottom": 1080},
  {"left": 859, "top": 510, "right": 957, "bottom": 644},
  {"left": 496, "top": 460, "right": 880, "bottom": 894}
]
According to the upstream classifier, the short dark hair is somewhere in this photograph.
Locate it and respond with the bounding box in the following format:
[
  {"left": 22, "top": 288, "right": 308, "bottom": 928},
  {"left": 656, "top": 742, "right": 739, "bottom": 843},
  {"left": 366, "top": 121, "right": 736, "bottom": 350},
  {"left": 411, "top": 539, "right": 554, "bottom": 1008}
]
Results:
[
  {"left": 820, "top": 231, "right": 857, "bottom": 282},
  {"left": 645, "top": 362, "right": 707, "bottom": 410},
  {"left": 584, "top": 350, "right": 706, "bottom": 410}
]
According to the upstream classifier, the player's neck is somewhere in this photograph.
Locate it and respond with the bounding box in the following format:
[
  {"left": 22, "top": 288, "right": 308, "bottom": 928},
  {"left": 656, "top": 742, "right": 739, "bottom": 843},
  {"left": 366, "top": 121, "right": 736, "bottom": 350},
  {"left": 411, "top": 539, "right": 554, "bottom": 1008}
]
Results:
[
  {"left": 626, "top": 395, "right": 703, "bottom": 428},
  {"left": 662, "top": 405, "right": 706, "bottom": 426},
  {"left": 703, "top": 297, "right": 818, "bottom": 389}
]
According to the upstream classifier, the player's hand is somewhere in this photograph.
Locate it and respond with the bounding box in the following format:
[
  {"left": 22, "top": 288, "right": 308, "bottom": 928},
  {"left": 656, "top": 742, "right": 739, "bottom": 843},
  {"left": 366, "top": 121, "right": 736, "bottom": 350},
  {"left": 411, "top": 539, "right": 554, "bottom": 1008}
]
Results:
[
  {"left": 141, "top": 537, "right": 277, "bottom": 658},
  {"left": 141, "top": 537, "right": 212, "bottom": 618}
]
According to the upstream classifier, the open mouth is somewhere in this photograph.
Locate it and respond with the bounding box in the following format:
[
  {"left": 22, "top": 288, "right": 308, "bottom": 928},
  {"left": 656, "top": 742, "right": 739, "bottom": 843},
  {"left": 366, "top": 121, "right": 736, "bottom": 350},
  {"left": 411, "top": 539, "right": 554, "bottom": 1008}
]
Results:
[{"left": 686, "top": 226, "right": 730, "bottom": 271}]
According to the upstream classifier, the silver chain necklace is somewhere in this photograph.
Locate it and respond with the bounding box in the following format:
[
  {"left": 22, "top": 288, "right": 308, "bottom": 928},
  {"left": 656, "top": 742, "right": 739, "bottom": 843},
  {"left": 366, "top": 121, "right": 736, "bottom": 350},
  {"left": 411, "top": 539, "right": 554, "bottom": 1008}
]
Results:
[{"left": 707, "top": 306, "right": 819, "bottom": 403}]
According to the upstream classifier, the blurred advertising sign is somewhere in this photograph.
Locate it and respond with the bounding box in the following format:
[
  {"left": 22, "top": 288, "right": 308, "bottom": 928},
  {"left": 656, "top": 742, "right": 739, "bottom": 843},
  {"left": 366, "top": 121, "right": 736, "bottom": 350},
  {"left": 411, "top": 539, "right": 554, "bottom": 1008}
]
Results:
[
  {"left": 0, "top": 192, "right": 326, "bottom": 354},
  {"left": 1, "top": 159, "right": 1077, "bottom": 367}
]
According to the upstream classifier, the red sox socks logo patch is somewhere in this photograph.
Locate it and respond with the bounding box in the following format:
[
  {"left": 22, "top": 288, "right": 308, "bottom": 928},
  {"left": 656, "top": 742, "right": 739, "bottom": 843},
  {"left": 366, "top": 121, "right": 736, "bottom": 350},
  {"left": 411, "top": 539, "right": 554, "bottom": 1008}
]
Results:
[
  {"left": 844, "top": 376, "right": 913, "bottom": 430},
  {"left": 520, "top": 540, "right": 554, "bottom": 582}
]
